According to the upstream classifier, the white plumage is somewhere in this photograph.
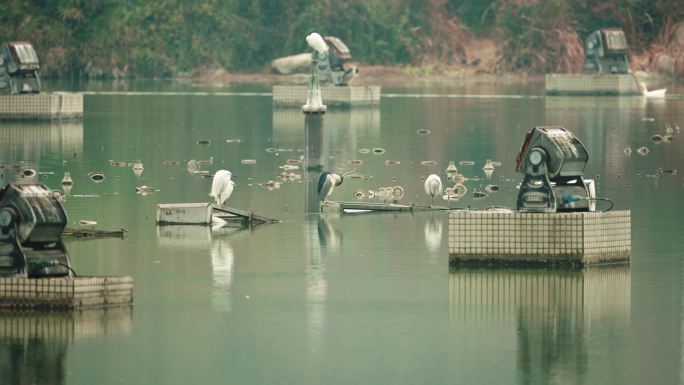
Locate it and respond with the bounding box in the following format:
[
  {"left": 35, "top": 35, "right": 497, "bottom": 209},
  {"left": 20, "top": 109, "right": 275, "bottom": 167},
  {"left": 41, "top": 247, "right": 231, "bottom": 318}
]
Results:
[
  {"left": 306, "top": 33, "right": 328, "bottom": 54},
  {"left": 210, "top": 170, "right": 235, "bottom": 206},
  {"left": 639, "top": 82, "right": 667, "bottom": 98},
  {"left": 424, "top": 174, "right": 443, "bottom": 205}
]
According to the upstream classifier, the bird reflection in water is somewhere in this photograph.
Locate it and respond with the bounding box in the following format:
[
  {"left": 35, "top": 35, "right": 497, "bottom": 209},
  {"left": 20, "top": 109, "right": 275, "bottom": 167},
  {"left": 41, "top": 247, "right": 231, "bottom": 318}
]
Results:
[
  {"left": 210, "top": 229, "right": 236, "bottom": 313},
  {"left": 424, "top": 215, "right": 443, "bottom": 253}
]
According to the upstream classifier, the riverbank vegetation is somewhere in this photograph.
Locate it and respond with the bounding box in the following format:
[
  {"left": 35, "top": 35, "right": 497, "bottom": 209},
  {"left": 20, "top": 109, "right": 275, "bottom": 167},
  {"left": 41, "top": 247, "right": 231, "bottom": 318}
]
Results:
[{"left": 1, "top": 0, "right": 683, "bottom": 78}]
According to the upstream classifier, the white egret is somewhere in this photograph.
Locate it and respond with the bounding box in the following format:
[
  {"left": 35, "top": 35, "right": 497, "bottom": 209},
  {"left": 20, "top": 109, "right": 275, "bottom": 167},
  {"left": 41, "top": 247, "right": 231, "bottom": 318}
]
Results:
[
  {"left": 210, "top": 170, "right": 235, "bottom": 206},
  {"left": 639, "top": 82, "right": 666, "bottom": 98},
  {"left": 318, "top": 171, "right": 343, "bottom": 202},
  {"left": 424, "top": 174, "right": 443, "bottom": 205},
  {"left": 306, "top": 33, "right": 328, "bottom": 55}
]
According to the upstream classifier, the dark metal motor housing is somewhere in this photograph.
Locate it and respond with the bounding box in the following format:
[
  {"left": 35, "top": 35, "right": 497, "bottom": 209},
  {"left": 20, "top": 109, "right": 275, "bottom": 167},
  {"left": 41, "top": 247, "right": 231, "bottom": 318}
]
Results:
[
  {"left": 515, "top": 126, "right": 591, "bottom": 213},
  {"left": 0, "top": 183, "right": 71, "bottom": 277},
  {"left": 0, "top": 42, "right": 41, "bottom": 94},
  {"left": 316, "top": 36, "right": 357, "bottom": 86},
  {"left": 582, "top": 28, "right": 630, "bottom": 74}
]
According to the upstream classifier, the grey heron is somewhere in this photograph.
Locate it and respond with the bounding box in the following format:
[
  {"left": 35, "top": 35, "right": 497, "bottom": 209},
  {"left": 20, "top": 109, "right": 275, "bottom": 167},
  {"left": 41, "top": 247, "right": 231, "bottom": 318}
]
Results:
[
  {"left": 318, "top": 171, "right": 343, "bottom": 202},
  {"left": 210, "top": 170, "right": 235, "bottom": 206},
  {"left": 424, "top": 174, "right": 443, "bottom": 205}
]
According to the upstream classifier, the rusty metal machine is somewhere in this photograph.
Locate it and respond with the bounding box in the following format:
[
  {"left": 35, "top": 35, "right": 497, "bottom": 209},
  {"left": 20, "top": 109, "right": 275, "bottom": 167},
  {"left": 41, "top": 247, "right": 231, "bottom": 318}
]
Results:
[
  {"left": 319, "top": 36, "right": 357, "bottom": 86},
  {"left": 0, "top": 183, "right": 72, "bottom": 277},
  {"left": 582, "top": 29, "right": 630, "bottom": 74},
  {"left": 0, "top": 41, "right": 41, "bottom": 94},
  {"left": 515, "top": 126, "right": 594, "bottom": 213}
]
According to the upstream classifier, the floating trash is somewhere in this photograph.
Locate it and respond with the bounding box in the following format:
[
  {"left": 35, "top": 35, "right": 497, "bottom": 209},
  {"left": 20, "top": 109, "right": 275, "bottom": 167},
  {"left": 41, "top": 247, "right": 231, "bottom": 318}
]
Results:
[
  {"left": 163, "top": 160, "right": 180, "bottom": 166},
  {"left": 262, "top": 180, "right": 281, "bottom": 190},
  {"left": 187, "top": 160, "right": 200, "bottom": 173},
  {"left": 347, "top": 174, "right": 365, "bottom": 180},
  {"left": 197, "top": 159, "right": 213, "bottom": 165},
  {"left": 473, "top": 190, "right": 488, "bottom": 199},
  {"left": 416, "top": 129, "right": 431, "bottom": 135},
  {"left": 421, "top": 160, "right": 437, "bottom": 166},
  {"left": 358, "top": 148, "right": 371, "bottom": 154},
  {"left": 61, "top": 172, "right": 73, "bottom": 186},
  {"left": 41, "top": 174, "right": 48, "bottom": 179},
  {"left": 265, "top": 147, "right": 277, "bottom": 153},
  {"left": 78, "top": 220, "right": 97, "bottom": 226},
  {"left": 279, "top": 164, "right": 299, "bottom": 170},
  {"left": 663, "top": 134, "right": 674, "bottom": 142},
  {"left": 287, "top": 159, "right": 302, "bottom": 165},
  {"left": 485, "top": 184, "right": 500, "bottom": 192},
  {"left": 443, "top": 185, "right": 467, "bottom": 200},
  {"left": 637, "top": 146, "right": 650, "bottom": 156},
  {"left": 372, "top": 148, "right": 386, "bottom": 155},
  {"left": 446, "top": 161, "right": 458, "bottom": 177},
  {"left": 353, "top": 190, "right": 366, "bottom": 199},
  {"left": 136, "top": 185, "right": 155, "bottom": 194},
  {"left": 385, "top": 160, "right": 400, "bottom": 166},
  {"left": 459, "top": 160, "right": 475, "bottom": 166},
  {"left": 624, "top": 145, "right": 632, "bottom": 156},
  {"left": 110, "top": 161, "right": 127, "bottom": 167},
  {"left": 226, "top": 139, "right": 241, "bottom": 143},
  {"left": 483, "top": 159, "right": 495, "bottom": 171},
  {"left": 662, "top": 169, "right": 678, "bottom": 176},
  {"left": 392, "top": 186, "right": 405, "bottom": 200},
  {"left": 348, "top": 159, "right": 364, "bottom": 165},
  {"left": 491, "top": 161, "right": 502, "bottom": 167},
  {"left": 22, "top": 169, "right": 36, "bottom": 178},
  {"left": 241, "top": 159, "right": 256, "bottom": 165},
  {"left": 392, "top": 177, "right": 398, "bottom": 181},
  {"left": 642, "top": 117, "right": 656, "bottom": 122},
  {"left": 278, "top": 172, "right": 301, "bottom": 181},
  {"left": 419, "top": 176, "right": 425, "bottom": 181},
  {"left": 196, "top": 139, "right": 211, "bottom": 145},
  {"left": 652, "top": 134, "right": 663, "bottom": 143},
  {"left": 89, "top": 172, "right": 105, "bottom": 183}
]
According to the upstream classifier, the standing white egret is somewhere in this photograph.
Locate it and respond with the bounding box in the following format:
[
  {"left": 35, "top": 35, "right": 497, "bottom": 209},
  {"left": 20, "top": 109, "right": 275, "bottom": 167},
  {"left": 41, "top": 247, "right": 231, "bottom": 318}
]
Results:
[
  {"left": 318, "top": 171, "right": 343, "bottom": 202},
  {"left": 424, "top": 174, "right": 443, "bottom": 206},
  {"left": 210, "top": 170, "right": 235, "bottom": 206}
]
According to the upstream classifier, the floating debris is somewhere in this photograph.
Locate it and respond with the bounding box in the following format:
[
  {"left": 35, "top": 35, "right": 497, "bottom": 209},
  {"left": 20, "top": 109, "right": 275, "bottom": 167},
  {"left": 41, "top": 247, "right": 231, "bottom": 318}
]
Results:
[
  {"left": 662, "top": 169, "right": 678, "bottom": 176},
  {"left": 42, "top": 174, "right": 48, "bottom": 180},
  {"left": 663, "top": 134, "right": 674, "bottom": 142},
  {"left": 348, "top": 159, "right": 364, "bottom": 165},
  {"left": 241, "top": 159, "right": 257, "bottom": 165},
  {"left": 89, "top": 172, "right": 105, "bottom": 183},
  {"left": 196, "top": 139, "right": 211, "bottom": 145},
  {"left": 491, "top": 161, "right": 502, "bottom": 167},
  {"left": 459, "top": 160, "right": 475, "bottom": 166},
  {"left": 483, "top": 159, "right": 495, "bottom": 171},
  {"left": 135, "top": 185, "right": 155, "bottom": 194},
  {"left": 347, "top": 174, "right": 366, "bottom": 180},
  {"left": 446, "top": 161, "right": 458, "bottom": 178},
  {"left": 262, "top": 180, "right": 281, "bottom": 190},
  {"left": 443, "top": 185, "right": 467, "bottom": 200},
  {"left": 287, "top": 159, "right": 302, "bottom": 165},
  {"left": 278, "top": 172, "right": 301, "bottom": 182},
  {"left": 391, "top": 186, "right": 405, "bottom": 200},
  {"left": 110, "top": 161, "right": 127, "bottom": 167},
  {"left": 22, "top": 169, "right": 36, "bottom": 178},
  {"left": 78, "top": 220, "right": 97, "bottom": 226},
  {"left": 624, "top": 145, "right": 632, "bottom": 156},
  {"left": 385, "top": 160, "right": 400, "bottom": 166},
  {"left": 61, "top": 172, "right": 73, "bottom": 186},
  {"left": 265, "top": 147, "right": 277, "bottom": 153},
  {"left": 652, "top": 134, "right": 663, "bottom": 143},
  {"left": 485, "top": 184, "right": 500, "bottom": 192},
  {"left": 642, "top": 117, "right": 656, "bottom": 122},
  {"left": 197, "top": 159, "right": 213, "bottom": 165},
  {"left": 372, "top": 148, "right": 386, "bottom": 155},
  {"left": 226, "top": 139, "right": 241, "bottom": 143},
  {"left": 637, "top": 146, "right": 650, "bottom": 156},
  {"left": 163, "top": 160, "right": 180, "bottom": 166},
  {"left": 353, "top": 190, "right": 366, "bottom": 199},
  {"left": 416, "top": 129, "right": 431, "bottom": 135},
  {"left": 358, "top": 148, "right": 371, "bottom": 155},
  {"left": 421, "top": 160, "right": 438, "bottom": 166},
  {"left": 187, "top": 160, "right": 200, "bottom": 173},
  {"left": 279, "top": 164, "right": 299, "bottom": 171},
  {"left": 473, "top": 190, "right": 488, "bottom": 199}
]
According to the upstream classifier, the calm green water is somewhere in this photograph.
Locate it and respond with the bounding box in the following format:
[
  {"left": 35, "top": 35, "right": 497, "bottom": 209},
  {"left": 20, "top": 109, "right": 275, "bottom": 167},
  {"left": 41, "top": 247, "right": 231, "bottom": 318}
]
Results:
[{"left": 1, "top": 81, "right": 684, "bottom": 385}]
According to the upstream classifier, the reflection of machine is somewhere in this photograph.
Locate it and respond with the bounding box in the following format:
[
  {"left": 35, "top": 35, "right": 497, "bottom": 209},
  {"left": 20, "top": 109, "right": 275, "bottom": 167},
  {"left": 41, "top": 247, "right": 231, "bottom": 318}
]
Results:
[
  {"left": 515, "top": 126, "right": 593, "bottom": 212},
  {"left": 311, "top": 36, "right": 357, "bottom": 86},
  {"left": 0, "top": 183, "right": 72, "bottom": 277},
  {"left": 0, "top": 42, "right": 41, "bottom": 94},
  {"left": 582, "top": 29, "right": 630, "bottom": 74}
]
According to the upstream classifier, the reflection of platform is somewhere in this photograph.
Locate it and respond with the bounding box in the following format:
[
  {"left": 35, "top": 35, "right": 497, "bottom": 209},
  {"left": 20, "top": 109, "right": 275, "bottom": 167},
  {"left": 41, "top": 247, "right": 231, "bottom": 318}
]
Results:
[
  {"left": 273, "top": 85, "right": 380, "bottom": 107},
  {"left": 0, "top": 93, "right": 83, "bottom": 120},
  {"left": 0, "top": 120, "right": 83, "bottom": 162},
  {"left": 448, "top": 210, "right": 631, "bottom": 265},
  {"left": 0, "top": 276, "right": 134, "bottom": 309},
  {"left": 545, "top": 74, "right": 640, "bottom": 95}
]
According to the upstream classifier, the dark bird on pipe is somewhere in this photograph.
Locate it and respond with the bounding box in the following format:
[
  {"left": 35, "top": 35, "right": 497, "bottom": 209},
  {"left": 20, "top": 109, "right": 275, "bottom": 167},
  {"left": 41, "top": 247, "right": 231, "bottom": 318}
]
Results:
[{"left": 318, "top": 171, "right": 343, "bottom": 202}]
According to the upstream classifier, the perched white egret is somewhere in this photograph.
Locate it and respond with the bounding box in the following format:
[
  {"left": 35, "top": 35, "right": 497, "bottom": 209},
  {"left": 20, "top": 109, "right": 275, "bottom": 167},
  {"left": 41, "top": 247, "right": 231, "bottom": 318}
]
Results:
[
  {"left": 639, "top": 82, "right": 666, "bottom": 98},
  {"left": 210, "top": 170, "right": 235, "bottom": 206},
  {"left": 424, "top": 174, "right": 443, "bottom": 205},
  {"left": 318, "top": 171, "right": 343, "bottom": 202},
  {"left": 306, "top": 32, "right": 328, "bottom": 55}
]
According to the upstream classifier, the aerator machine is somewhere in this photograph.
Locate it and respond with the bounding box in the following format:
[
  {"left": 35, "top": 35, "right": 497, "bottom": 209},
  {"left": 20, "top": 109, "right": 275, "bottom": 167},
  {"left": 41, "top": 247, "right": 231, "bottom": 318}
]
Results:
[
  {"left": 0, "top": 41, "right": 41, "bottom": 94},
  {"left": 319, "top": 36, "right": 357, "bottom": 86},
  {"left": 582, "top": 28, "right": 630, "bottom": 74},
  {"left": 515, "top": 126, "right": 595, "bottom": 213},
  {"left": 0, "top": 183, "right": 72, "bottom": 277}
]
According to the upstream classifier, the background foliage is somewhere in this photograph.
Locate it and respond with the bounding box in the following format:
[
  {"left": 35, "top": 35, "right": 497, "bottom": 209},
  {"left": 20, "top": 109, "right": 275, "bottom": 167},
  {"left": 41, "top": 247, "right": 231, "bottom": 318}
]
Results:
[{"left": 0, "top": 0, "right": 682, "bottom": 77}]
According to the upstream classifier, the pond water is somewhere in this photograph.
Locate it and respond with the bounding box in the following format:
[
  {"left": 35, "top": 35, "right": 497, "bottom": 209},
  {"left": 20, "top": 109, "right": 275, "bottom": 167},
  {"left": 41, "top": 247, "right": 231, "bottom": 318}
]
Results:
[{"left": 1, "top": 80, "right": 683, "bottom": 385}]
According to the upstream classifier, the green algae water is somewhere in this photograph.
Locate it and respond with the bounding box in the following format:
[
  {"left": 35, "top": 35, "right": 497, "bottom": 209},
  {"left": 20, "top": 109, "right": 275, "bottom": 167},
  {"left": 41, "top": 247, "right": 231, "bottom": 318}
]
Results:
[{"left": 1, "top": 81, "right": 684, "bottom": 385}]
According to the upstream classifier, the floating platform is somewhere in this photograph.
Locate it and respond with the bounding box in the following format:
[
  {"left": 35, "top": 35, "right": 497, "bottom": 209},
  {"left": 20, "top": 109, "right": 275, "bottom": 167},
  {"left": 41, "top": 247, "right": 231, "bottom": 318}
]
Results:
[
  {"left": 273, "top": 85, "right": 381, "bottom": 107},
  {"left": 449, "top": 210, "right": 631, "bottom": 266},
  {"left": 0, "top": 276, "right": 134, "bottom": 310},
  {"left": 156, "top": 202, "right": 280, "bottom": 226},
  {"left": 322, "top": 201, "right": 450, "bottom": 214},
  {"left": 0, "top": 92, "right": 83, "bottom": 120},
  {"left": 545, "top": 74, "right": 640, "bottom": 95}
]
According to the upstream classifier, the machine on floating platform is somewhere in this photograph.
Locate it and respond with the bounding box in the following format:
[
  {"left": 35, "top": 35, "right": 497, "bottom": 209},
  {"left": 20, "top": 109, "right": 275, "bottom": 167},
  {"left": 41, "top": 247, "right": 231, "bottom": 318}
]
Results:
[
  {"left": 515, "top": 126, "right": 596, "bottom": 213},
  {"left": 582, "top": 28, "right": 630, "bottom": 74},
  {"left": 0, "top": 42, "right": 41, "bottom": 94},
  {"left": 0, "top": 183, "right": 72, "bottom": 277}
]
